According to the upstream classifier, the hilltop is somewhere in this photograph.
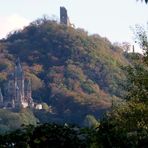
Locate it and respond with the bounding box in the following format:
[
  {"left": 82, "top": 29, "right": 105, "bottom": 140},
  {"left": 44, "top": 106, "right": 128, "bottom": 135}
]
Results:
[{"left": 0, "top": 18, "right": 129, "bottom": 125}]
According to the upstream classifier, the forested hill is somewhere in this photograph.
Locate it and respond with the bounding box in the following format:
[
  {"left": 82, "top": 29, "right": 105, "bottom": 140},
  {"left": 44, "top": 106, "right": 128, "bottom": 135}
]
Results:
[{"left": 0, "top": 18, "right": 129, "bottom": 123}]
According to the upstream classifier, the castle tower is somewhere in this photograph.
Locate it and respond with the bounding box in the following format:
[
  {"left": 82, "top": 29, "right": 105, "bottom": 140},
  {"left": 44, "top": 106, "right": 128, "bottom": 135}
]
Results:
[
  {"left": 15, "top": 85, "right": 23, "bottom": 108},
  {"left": 25, "top": 79, "right": 33, "bottom": 107},
  {"left": 132, "top": 45, "right": 135, "bottom": 53},
  {"left": 25, "top": 79, "right": 32, "bottom": 99},
  {"left": 12, "top": 99, "right": 15, "bottom": 108},
  {"left": 14, "top": 58, "right": 25, "bottom": 101},
  {"left": 7, "top": 74, "right": 15, "bottom": 101},
  {"left": 60, "top": 7, "right": 70, "bottom": 26},
  {"left": 0, "top": 88, "right": 3, "bottom": 106}
]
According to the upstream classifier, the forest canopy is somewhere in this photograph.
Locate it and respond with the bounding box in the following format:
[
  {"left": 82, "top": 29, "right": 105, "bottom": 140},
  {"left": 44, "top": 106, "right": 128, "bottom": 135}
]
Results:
[{"left": 0, "top": 17, "right": 142, "bottom": 126}]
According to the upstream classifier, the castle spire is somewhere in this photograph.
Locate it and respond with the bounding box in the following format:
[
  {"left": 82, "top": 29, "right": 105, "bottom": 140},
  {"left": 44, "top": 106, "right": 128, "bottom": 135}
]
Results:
[
  {"left": 15, "top": 57, "right": 23, "bottom": 75},
  {"left": 16, "top": 57, "right": 21, "bottom": 65},
  {"left": 14, "top": 57, "right": 25, "bottom": 99},
  {"left": 26, "top": 79, "right": 32, "bottom": 99},
  {"left": 0, "top": 88, "right": 3, "bottom": 103},
  {"left": 27, "top": 79, "right": 31, "bottom": 91}
]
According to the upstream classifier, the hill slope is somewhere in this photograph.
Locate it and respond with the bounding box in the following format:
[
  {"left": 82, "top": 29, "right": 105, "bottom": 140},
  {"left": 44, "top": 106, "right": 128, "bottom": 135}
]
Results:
[{"left": 0, "top": 18, "right": 128, "bottom": 123}]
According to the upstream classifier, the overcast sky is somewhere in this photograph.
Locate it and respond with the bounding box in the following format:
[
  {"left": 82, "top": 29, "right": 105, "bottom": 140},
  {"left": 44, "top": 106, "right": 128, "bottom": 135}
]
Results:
[{"left": 0, "top": 0, "right": 148, "bottom": 51}]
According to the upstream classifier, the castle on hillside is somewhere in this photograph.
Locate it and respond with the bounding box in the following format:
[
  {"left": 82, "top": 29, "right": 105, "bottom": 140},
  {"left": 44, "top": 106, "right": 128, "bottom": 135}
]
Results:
[
  {"left": 60, "top": 7, "right": 71, "bottom": 26},
  {"left": 0, "top": 58, "right": 34, "bottom": 109}
]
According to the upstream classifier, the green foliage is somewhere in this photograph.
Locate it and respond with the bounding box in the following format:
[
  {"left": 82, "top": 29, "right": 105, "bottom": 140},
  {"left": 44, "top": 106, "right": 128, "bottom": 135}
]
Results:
[
  {"left": 41, "top": 103, "right": 49, "bottom": 111},
  {"left": 0, "top": 109, "right": 38, "bottom": 134},
  {"left": 96, "top": 100, "right": 148, "bottom": 147},
  {"left": 84, "top": 115, "right": 100, "bottom": 128},
  {"left": 81, "top": 81, "right": 95, "bottom": 94},
  {"left": 0, "top": 124, "right": 35, "bottom": 148},
  {"left": 93, "top": 26, "right": 148, "bottom": 147},
  {"left": 0, "top": 123, "right": 91, "bottom": 148},
  {"left": 19, "top": 109, "right": 38, "bottom": 126},
  {"left": 123, "top": 63, "right": 148, "bottom": 103},
  {"left": 0, "top": 109, "right": 21, "bottom": 133}
]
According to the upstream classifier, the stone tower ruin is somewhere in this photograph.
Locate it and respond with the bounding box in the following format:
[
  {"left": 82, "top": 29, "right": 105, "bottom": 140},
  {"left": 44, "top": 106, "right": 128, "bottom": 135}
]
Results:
[{"left": 60, "top": 7, "right": 70, "bottom": 26}]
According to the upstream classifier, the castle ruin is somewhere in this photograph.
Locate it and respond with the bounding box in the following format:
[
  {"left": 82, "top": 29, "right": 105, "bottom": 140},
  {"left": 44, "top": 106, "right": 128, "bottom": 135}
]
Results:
[{"left": 60, "top": 7, "right": 70, "bottom": 26}]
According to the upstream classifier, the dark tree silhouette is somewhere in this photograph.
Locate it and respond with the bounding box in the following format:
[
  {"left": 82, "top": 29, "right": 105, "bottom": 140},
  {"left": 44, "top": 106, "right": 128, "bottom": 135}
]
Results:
[{"left": 139, "top": 0, "right": 148, "bottom": 3}]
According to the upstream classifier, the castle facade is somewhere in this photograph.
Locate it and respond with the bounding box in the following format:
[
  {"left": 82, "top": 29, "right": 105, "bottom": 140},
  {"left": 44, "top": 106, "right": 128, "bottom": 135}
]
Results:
[{"left": 0, "top": 58, "right": 34, "bottom": 109}]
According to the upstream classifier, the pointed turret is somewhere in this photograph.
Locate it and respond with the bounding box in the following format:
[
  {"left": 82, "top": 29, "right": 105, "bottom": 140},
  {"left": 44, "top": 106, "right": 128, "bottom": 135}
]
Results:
[
  {"left": 15, "top": 84, "right": 23, "bottom": 108},
  {"left": 0, "top": 88, "right": 3, "bottom": 104},
  {"left": 15, "top": 57, "right": 24, "bottom": 78},
  {"left": 12, "top": 99, "right": 15, "bottom": 108},
  {"left": 25, "top": 79, "right": 32, "bottom": 99},
  {"left": 14, "top": 57, "right": 25, "bottom": 100},
  {"left": 27, "top": 79, "right": 31, "bottom": 93}
]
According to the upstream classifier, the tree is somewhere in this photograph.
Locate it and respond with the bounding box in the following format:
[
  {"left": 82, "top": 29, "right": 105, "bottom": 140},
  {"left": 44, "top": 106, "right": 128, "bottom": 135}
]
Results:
[
  {"left": 96, "top": 62, "right": 148, "bottom": 147},
  {"left": 95, "top": 24, "right": 148, "bottom": 147},
  {"left": 0, "top": 124, "right": 90, "bottom": 148},
  {"left": 113, "top": 42, "right": 131, "bottom": 52},
  {"left": 144, "top": 0, "right": 148, "bottom": 3},
  {"left": 138, "top": 0, "right": 148, "bottom": 3}
]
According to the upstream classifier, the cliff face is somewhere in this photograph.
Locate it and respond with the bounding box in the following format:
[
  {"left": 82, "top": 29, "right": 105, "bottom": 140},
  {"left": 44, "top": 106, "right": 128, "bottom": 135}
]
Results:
[{"left": 0, "top": 18, "right": 129, "bottom": 123}]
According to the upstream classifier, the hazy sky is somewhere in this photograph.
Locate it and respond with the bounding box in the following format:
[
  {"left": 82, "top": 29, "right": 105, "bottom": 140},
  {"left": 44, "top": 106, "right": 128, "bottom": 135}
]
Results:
[{"left": 0, "top": 0, "right": 148, "bottom": 47}]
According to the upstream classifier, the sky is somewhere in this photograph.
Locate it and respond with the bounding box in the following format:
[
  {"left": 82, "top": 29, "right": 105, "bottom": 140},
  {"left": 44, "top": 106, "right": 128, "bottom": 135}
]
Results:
[{"left": 0, "top": 0, "right": 148, "bottom": 52}]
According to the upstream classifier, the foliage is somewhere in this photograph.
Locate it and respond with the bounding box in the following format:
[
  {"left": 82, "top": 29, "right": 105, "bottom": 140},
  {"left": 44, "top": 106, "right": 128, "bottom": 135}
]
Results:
[
  {"left": 41, "top": 103, "right": 49, "bottom": 111},
  {"left": 139, "top": 0, "right": 148, "bottom": 3},
  {"left": 123, "top": 63, "right": 148, "bottom": 103},
  {"left": 0, "top": 123, "right": 92, "bottom": 148},
  {"left": 0, "top": 17, "right": 130, "bottom": 124},
  {"left": 0, "top": 109, "right": 21, "bottom": 133},
  {"left": 0, "top": 109, "right": 38, "bottom": 134},
  {"left": 96, "top": 101, "right": 148, "bottom": 147},
  {"left": 19, "top": 108, "right": 38, "bottom": 126},
  {"left": 92, "top": 23, "right": 148, "bottom": 148},
  {"left": 84, "top": 115, "right": 100, "bottom": 128}
]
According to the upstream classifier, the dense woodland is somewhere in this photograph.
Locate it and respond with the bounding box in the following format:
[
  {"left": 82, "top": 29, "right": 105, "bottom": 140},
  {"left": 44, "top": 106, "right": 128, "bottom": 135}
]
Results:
[
  {"left": 0, "top": 18, "right": 129, "bottom": 125},
  {"left": 0, "top": 17, "right": 148, "bottom": 147}
]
